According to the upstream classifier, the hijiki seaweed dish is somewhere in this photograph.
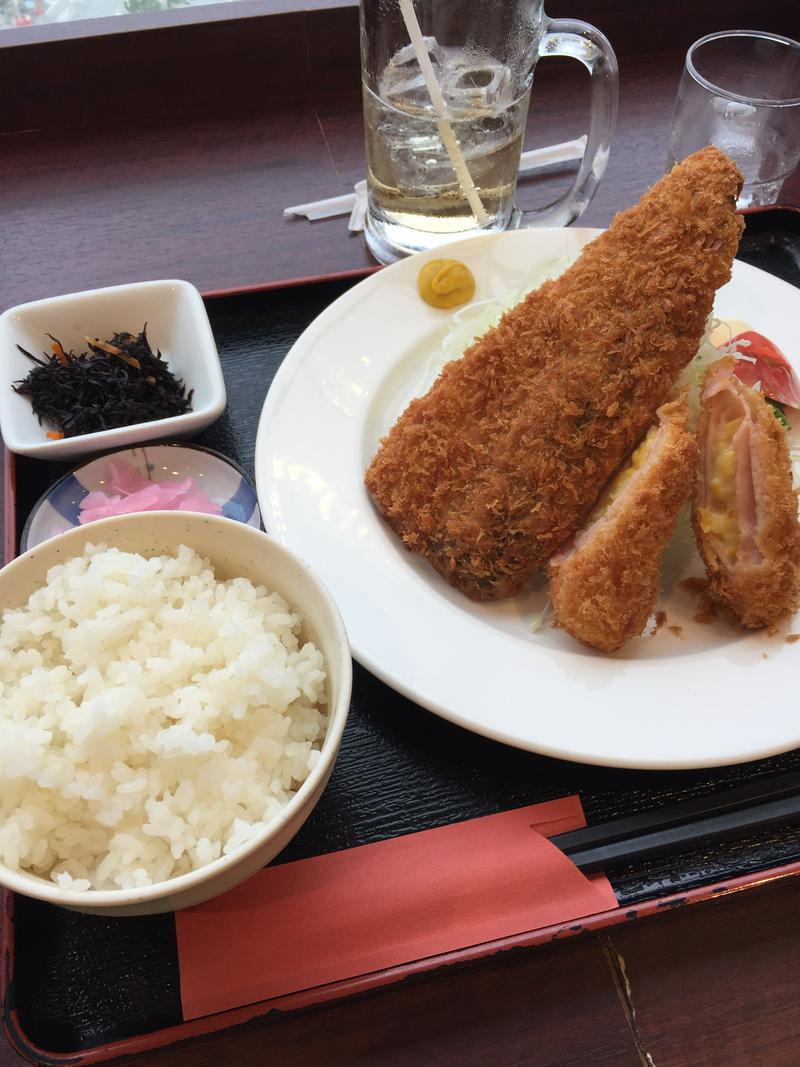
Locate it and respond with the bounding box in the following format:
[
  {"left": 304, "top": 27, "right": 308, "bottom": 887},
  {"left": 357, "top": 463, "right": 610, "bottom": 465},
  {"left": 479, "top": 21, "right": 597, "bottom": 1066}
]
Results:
[{"left": 13, "top": 327, "right": 193, "bottom": 439}]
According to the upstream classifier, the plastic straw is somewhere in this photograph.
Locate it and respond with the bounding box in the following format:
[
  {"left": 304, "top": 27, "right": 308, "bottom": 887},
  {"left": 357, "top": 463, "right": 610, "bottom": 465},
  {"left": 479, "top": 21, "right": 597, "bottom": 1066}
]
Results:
[{"left": 397, "top": 0, "right": 489, "bottom": 226}]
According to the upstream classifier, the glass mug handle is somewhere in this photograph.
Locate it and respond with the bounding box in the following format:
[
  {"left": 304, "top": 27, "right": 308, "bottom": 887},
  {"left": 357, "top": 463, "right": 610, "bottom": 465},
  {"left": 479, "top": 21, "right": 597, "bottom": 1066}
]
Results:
[{"left": 516, "top": 19, "right": 619, "bottom": 228}]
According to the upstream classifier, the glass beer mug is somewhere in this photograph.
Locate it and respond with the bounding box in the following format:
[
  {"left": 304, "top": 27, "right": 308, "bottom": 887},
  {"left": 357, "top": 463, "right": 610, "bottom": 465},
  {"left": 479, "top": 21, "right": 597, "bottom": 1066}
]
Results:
[{"left": 360, "top": 0, "right": 619, "bottom": 263}]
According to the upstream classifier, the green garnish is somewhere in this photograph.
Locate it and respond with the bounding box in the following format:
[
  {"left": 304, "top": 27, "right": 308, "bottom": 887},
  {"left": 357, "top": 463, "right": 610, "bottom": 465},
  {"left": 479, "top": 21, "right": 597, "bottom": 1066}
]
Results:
[
  {"left": 529, "top": 600, "right": 552, "bottom": 633},
  {"left": 766, "top": 398, "right": 790, "bottom": 429}
]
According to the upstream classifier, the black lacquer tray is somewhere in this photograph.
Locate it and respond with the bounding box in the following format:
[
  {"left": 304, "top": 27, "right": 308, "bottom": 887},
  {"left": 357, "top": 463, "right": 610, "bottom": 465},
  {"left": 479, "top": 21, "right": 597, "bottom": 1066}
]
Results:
[{"left": 3, "top": 208, "right": 800, "bottom": 1064}]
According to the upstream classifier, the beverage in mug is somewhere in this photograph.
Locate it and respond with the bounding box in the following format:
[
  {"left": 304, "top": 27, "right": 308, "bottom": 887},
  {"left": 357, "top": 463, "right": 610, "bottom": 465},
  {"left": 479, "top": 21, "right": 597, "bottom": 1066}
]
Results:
[
  {"left": 360, "top": 0, "right": 619, "bottom": 263},
  {"left": 364, "top": 43, "right": 529, "bottom": 240}
]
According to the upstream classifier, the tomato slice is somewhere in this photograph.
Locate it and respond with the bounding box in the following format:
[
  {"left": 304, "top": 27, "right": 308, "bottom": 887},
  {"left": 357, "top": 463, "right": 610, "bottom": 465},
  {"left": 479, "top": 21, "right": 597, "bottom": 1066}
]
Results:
[{"left": 730, "top": 331, "right": 800, "bottom": 409}]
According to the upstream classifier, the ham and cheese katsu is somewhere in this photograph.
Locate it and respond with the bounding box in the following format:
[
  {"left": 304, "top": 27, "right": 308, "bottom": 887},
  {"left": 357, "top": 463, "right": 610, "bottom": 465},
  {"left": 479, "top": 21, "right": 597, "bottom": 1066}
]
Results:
[
  {"left": 365, "top": 147, "right": 744, "bottom": 601},
  {"left": 693, "top": 358, "right": 800, "bottom": 628},
  {"left": 548, "top": 394, "right": 697, "bottom": 652}
]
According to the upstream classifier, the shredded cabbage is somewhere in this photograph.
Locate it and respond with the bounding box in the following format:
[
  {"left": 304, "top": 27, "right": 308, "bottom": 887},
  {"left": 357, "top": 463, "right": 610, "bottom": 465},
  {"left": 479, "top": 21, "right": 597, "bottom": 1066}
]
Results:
[
  {"left": 529, "top": 599, "right": 552, "bottom": 634},
  {"left": 674, "top": 316, "right": 742, "bottom": 425}
]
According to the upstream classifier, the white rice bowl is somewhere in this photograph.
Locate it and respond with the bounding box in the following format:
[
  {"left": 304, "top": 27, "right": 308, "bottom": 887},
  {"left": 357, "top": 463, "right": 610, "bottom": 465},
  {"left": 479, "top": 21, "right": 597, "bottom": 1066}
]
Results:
[{"left": 0, "top": 541, "right": 329, "bottom": 893}]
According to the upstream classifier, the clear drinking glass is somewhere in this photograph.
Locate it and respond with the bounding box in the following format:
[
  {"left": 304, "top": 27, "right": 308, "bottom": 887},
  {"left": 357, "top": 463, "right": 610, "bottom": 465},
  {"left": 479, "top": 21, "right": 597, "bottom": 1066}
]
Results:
[
  {"left": 359, "top": 0, "right": 618, "bottom": 263},
  {"left": 668, "top": 31, "right": 800, "bottom": 208}
]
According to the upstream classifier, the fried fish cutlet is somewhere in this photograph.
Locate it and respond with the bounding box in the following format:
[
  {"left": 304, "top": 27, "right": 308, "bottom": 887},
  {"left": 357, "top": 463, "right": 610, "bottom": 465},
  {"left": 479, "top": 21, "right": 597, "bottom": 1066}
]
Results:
[
  {"left": 365, "top": 147, "right": 743, "bottom": 601},
  {"left": 693, "top": 357, "right": 800, "bottom": 628},
  {"left": 547, "top": 393, "right": 697, "bottom": 653}
]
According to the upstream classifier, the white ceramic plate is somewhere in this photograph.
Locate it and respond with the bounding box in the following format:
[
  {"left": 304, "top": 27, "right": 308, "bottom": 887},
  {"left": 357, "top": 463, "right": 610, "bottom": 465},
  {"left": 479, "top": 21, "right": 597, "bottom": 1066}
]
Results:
[{"left": 255, "top": 228, "right": 800, "bottom": 770}]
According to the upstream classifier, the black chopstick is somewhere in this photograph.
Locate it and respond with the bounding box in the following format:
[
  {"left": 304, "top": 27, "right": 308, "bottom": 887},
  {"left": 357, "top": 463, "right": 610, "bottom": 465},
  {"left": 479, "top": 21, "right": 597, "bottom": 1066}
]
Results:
[{"left": 551, "top": 771, "right": 800, "bottom": 873}]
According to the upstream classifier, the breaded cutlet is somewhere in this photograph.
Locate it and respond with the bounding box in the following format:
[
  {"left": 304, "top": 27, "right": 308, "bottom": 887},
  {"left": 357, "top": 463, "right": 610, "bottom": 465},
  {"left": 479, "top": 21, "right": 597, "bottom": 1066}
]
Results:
[
  {"left": 548, "top": 393, "right": 697, "bottom": 652},
  {"left": 365, "top": 147, "right": 743, "bottom": 600},
  {"left": 693, "top": 357, "right": 800, "bottom": 629}
]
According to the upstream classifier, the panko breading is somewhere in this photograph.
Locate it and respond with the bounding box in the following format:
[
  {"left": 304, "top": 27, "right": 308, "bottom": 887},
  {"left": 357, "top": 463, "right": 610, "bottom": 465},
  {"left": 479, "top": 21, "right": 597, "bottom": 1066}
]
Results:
[
  {"left": 365, "top": 147, "right": 743, "bottom": 601},
  {"left": 693, "top": 358, "right": 800, "bottom": 628},
  {"left": 547, "top": 394, "right": 697, "bottom": 652}
]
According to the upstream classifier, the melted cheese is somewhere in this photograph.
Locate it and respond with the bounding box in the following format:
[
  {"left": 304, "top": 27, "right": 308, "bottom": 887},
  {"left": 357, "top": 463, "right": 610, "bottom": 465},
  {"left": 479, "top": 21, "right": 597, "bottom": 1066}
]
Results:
[
  {"left": 591, "top": 426, "right": 657, "bottom": 520},
  {"left": 698, "top": 416, "right": 741, "bottom": 562}
]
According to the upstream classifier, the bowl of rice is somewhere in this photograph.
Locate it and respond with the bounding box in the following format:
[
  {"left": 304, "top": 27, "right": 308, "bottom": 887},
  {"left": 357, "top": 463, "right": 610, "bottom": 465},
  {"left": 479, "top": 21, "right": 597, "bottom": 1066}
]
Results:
[{"left": 0, "top": 512, "right": 351, "bottom": 916}]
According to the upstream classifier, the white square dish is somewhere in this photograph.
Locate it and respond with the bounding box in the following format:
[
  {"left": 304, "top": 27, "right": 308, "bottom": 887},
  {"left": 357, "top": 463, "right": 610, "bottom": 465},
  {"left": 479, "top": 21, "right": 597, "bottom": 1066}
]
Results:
[{"left": 0, "top": 280, "right": 226, "bottom": 461}]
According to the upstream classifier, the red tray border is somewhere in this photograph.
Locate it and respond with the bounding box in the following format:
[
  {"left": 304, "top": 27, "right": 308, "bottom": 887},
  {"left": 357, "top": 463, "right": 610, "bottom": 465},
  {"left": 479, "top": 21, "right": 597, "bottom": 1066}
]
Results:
[
  {"left": 3, "top": 211, "right": 800, "bottom": 1064},
  {"left": 5, "top": 863, "right": 800, "bottom": 1065}
]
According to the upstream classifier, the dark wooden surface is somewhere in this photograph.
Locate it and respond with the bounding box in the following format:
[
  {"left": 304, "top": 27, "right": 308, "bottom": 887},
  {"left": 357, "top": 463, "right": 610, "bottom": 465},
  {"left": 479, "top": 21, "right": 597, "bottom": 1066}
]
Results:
[
  {"left": 1, "top": 4, "right": 798, "bottom": 308},
  {"left": 3, "top": 2, "right": 800, "bottom": 1064}
]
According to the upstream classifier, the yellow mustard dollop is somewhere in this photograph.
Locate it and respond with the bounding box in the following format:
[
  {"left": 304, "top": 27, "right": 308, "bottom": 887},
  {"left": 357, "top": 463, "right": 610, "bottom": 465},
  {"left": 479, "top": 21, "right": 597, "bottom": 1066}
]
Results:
[{"left": 417, "top": 259, "right": 476, "bottom": 309}]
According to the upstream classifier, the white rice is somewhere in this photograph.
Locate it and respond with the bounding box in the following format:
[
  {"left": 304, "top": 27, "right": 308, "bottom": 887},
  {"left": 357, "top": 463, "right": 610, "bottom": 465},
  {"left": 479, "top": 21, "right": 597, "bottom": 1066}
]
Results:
[{"left": 0, "top": 543, "right": 328, "bottom": 892}]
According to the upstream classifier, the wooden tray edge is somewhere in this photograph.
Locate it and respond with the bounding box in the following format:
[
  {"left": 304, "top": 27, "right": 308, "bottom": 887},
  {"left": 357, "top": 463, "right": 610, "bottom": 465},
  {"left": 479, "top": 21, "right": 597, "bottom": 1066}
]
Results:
[
  {"left": 201, "top": 264, "right": 379, "bottom": 301},
  {"left": 3, "top": 230, "right": 800, "bottom": 1062},
  {"left": 4, "top": 862, "right": 800, "bottom": 1065}
]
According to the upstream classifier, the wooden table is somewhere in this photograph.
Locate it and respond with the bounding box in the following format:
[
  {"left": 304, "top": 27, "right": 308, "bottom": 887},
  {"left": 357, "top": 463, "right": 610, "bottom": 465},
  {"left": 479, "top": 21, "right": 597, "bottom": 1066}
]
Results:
[{"left": 2, "top": 2, "right": 800, "bottom": 1062}]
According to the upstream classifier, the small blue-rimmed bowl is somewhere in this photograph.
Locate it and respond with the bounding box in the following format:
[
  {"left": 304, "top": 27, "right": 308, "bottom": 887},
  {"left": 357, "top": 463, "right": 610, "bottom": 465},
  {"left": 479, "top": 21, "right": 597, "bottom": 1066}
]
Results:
[{"left": 22, "top": 443, "right": 261, "bottom": 553}]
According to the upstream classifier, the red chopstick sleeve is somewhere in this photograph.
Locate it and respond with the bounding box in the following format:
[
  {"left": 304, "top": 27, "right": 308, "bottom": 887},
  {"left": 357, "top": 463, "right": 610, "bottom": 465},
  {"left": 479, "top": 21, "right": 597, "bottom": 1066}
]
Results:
[{"left": 176, "top": 795, "right": 617, "bottom": 1020}]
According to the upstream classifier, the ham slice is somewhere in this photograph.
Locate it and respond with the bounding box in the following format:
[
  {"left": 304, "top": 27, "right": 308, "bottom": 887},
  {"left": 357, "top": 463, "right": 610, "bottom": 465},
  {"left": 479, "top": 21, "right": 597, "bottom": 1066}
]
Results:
[
  {"left": 693, "top": 358, "right": 800, "bottom": 628},
  {"left": 548, "top": 393, "right": 697, "bottom": 652}
]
